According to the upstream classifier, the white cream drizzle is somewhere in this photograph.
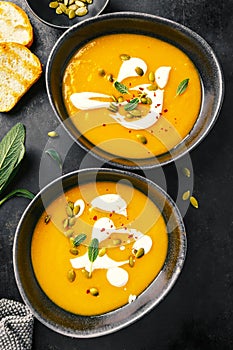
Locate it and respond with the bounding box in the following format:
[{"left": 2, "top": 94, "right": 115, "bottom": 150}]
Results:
[
  {"left": 70, "top": 58, "right": 171, "bottom": 131},
  {"left": 91, "top": 194, "right": 127, "bottom": 217},
  {"left": 117, "top": 57, "right": 147, "bottom": 82}
]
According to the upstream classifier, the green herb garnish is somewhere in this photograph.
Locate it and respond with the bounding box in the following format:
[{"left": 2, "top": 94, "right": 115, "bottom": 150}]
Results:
[
  {"left": 45, "top": 148, "right": 62, "bottom": 169},
  {"left": 0, "top": 123, "right": 34, "bottom": 207},
  {"left": 73, "top": 233, "right": 87, "bottom": 247},
  {"left": 176, "top": 78, "right": 189, "bottom": 96},
  {"left": 124, "top": 97, "right": 140, "bottom": 111},
  {"left": 88, "top": 238, "right": 99, "bottom": 263},
  {"left": 114, "top": 81, "right": 128, "bottom": 94}
]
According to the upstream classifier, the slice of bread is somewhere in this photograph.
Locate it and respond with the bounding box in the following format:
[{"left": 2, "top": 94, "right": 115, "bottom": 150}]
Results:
[
  {"left": 0, "top": 42, "right": 42, "bottom": 112},
  {"left": 0, "top": 1, "right": 33, "bottom": 47}
]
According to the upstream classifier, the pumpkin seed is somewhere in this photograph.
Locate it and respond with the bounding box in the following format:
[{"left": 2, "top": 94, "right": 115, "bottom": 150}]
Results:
[
  {"left": 190, "top": 196, "right": 199, "bottom": 208},
  {"left": 111, "top": 95, "right": 117, "bottom": 102},
  {"left": 183, "top": 167, "right": 191, "bottom": 178},
  {"left": 68, "top": 4, "right": 77, "bottom": 10},
  {"left": 75, "top": 6, "right": 88, "bottom": 16},
  {"left": 147, "top": 84, "right": 158, "bottom": 91},
  {"left": 68, "top": 201, "right": 74, "bottom": 210},
  {"left": 48, "top": 131, "right": 58, "bottom": 138},
  {"left": 141, "top": 97, "right": 147, "bottom": 104},
  {"left": 68, "top": 9, "right": 76, "bottom": 18},
  {"left": 129, "top": 255, "right": 135, "bottom": 267},
  {"left": 136, "top": 134, "right": 147, "bottom": 144},
  {"left": 149, "top": 71, "right": 155, "bottom": 82},
  {"left": 107, "top": 74, "right": 114, "bottom": 82},
  {"left": 82, "top": 268, "right": 92, "bottom": 278},
  {"left": 67, "top": 269, "right": 76, "bottom": 282},
  {"left": 182, "top": 190, "right": 190, "bottom": 201},
  {"left": 75, "top": 0, "right": 85, "bottom": 6},
  {"left": 99, "top": 247, "right": 107, "bottom": 257},
  {"left": 69, "top": 0, "right": 75, "bottom": 4},
  {"left": 120, "top": 54, "right": 130, "bottom": 61},
  {"left": 68, "top": 217, "right": 76, "bottom": 226},
  {"left": 98, "top": 68, "right": 105, "bottom": 77},
  {"left": 64, "top": 0, "right": 68, "bottom": 5},
  {"left": 49, "top": 1, "right": 59, "bottom": 8},
  {"left": 89, "top": 287, "right": 99, "bottom": 296},
  {"left": 44, "top": 215, "right": 51, "bottom": 224},
  {"left": 66, "top": 205, "right": 73, "bottom": 217},
  {"left": 135, "top": 247, "right": 145, "bottom": 259},
  {"left": 147, "top": 97, "right": 152, "bottom": 105},
  {"left": 64, "top": 229, "right": 74, "bottom": 238},
  {"left": 118, "top": 96, "right": 124, "bottom": 103},
  {"left": 86, "top": 0, "right": 92, "bottom": 3},
  {"left": 73, "top": 205, "right": 80, "bottom": 216},
  {"left": 63, "top": 218, "right": 69, "bottom": 229},
  {"left": 135, "top": 66, "right": 144, "bottom": 76},
  {"left": 69, "top": 247, "right": 79, "bottom": 255},
  {"left": 55, "top": 6, "right": 63, "bottom": 14},
  {"left": 59, "top": 3, "right": 67, "bottom": 12},
  {"left": 113, "top": 239, "right": 122, "bottom": 246}
]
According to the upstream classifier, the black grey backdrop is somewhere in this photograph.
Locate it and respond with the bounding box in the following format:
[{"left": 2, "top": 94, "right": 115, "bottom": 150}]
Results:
[{"left": 0, "top": 0, "right": 232, "bottom": 349}]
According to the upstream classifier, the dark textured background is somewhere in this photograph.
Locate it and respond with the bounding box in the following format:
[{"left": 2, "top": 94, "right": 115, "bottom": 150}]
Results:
[{"left": 0, "top": 0, "right": 232, "bottom": 349}]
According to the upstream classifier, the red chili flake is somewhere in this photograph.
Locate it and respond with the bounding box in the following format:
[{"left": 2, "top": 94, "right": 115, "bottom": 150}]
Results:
[
  {"left": 133, "top": 94, "right": 135, "bottom": 97},
  {"left": 121, "top": 223, "right": 124, "bottom": 226},
  {"left": 128, "top": 234, "right": 133, "bottom": 238},
  {"left": 156, "top": 104, "right": 161, "bottom": 107},
  {"left": 111, "top": 225, "right": 113, "bottom": 228},
  {"left": 109, "top": 213, "right": 112, "bottom": 217},
  {"left": 100, "top": 228, "right": 105, "bottom": 232},
  {"left": 165, "top": 129, "right": 168, "bottom": 132},
  {"left": 124, "top": 227, "right": 127, "bottom": 230},
  {"left": 151, "top": 130, "right": 154, "bottom": 133},
  {"left": 129, "top": 82, "right": 132, "bottom": 86},
  {"left": 164, "top": 109, "right": 168, "bottom": 113},
  {"left": 154, "top": 92, "right": 156, "bottom": 97},
  {"left": 102, "top": 123, "right": 106, "bottom": 127},
  {"left": 126, "top": 99, "right": 130, "bottom": 102},
  {"left": 139, "top": 87, "right": 144, "bottom": 91},
  {"left": 93, "top": 215, "right": 98, "bottom": 221},
  {"left": 129, "top": 130, "right": 132, "bottom": 133},
  {"left": 106, "top": 188, "right": 109, "bottom": 191},
  {"left": 159, "top": 113, "right": 162, "bottom": 116},
  {"left": 86, "top": 289, "right": 90, "bottom": 294},
  {"left": 161, "top": 128, "right": 163, "bottom": 130}
]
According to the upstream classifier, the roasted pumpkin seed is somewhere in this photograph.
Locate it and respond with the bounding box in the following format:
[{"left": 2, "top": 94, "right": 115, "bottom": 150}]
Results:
[
  {"left": 81, "top": 268, "right": 92, "bottom": 278},
  {"left": 73, "top": 205, "right": 80, "bottom": 216},
  {"left": 90, "top": 287, "right": 99, "bottom": 296},
  {"left": 67, "top": 269, "right": 76, "bottom": 282},
  {"left": 183, "top": 167, "right": 191, "bottom": 177},
  {"left": 147, "top": 84, "right": 158, "bottom": 91},
  {"left": 135, "top": 66, "right": 144, "bottom": 76},
  {"left": 66, "top": 205, "right": 73, "bottom": 217},
  {"left": 44, "top": 215, "right": 51, "bottom": 224},
  {"left": 149, "top": 71, "right": 155, "bottom": 82},
  {"left": 69, "top": 247, "right": 79, "bottom": 255},
  {"left": 129, "top": 255, "right": 135, "bottom": 267},
  {"left": 55, "top": 6, "right": 63, "bottom": 14},
  {"left": 63, "top": 218, "right": 69, "bottom": 229},
  {"left": 98, "top": 247, "right": 107, "bottom": 257},
  {"left": 98, "top": 68, "right": 105, "bottom": 77},
  {"left": 68, "top": 217, "right": 76, "bottom": 226},
  {"left": 75, "top": 6, "right": 88, "bottom": 16},
  {"left": 75, "top": 0, "right": 85, "bottom": 6},
  {"left": 182, "top": 190, "right": 190, "bottom": 201},
  {"left": 107, "top": 74, "right": 114, "bottom": 82},
  {"left": 190, "top": 196, "right": 199, "bottom": 208},
  {"left": 48, "top": 131, "right": 58, "bottom": 138},
  {"left": 136, "top": 134, "right": 147, "bottom": 144},
  {"left": 49, "top": 1, "right": 59, "bottom": 8},
  {"left": 118, "top": 96, "right": 124, "bottom": 103},
  {"left": 120, "top": 54, "right": 130, "bottom": 61},
  {"left": 135, "top": 247, "right": 145, "bottom": 259}
]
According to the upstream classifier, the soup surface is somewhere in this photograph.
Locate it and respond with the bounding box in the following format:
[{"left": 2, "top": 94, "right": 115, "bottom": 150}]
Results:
[
  {"left": 63, "top": 33, "right": 201, "bottom": 159},
  {"left": 31, "top": 181, "right": 168, "bottom": 315}
]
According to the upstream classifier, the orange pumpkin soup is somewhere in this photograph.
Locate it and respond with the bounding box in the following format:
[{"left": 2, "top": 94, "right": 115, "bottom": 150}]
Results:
[
  {"left": 31, "top": 181, "right": 168, "bottom": 315},
  {"left": 63, "top": 33, "right": 201, "bottom": 159}
]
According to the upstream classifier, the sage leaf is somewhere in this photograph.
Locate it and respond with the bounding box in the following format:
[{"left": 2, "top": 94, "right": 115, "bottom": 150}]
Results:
[
  {"left": 114, "top": 81, "right": 128, "bottom": 94},
  {"left": 0, "top": 189, "right": 34, "bottom": 207},
  {"left": 124, "top": 97, "right": 140, "bottom": 111},
  {"left": 88, "top": 238, "right": 99, "bottom": 263},
  {"left": 0, "top": 123, "right": 25, "bottom": 194},
  {"left": 73, "top": 233, "right": 87, "bottom": 247},
  {"left": 176, "top": 78, "right": 189, "bottom": 96},
  {"left": 45, "top": 148, "right": 62, "bottom": 169}
]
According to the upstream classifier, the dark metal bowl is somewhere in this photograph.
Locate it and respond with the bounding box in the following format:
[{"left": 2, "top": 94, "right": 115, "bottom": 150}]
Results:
[
  {"left": 24, "top": 0, "right": 109, "bottom": 29},
  {"left": 13, "top": 168, "right": 186, "bottom": 337},
  {"left": 46, "top": 12, "right": 224, "bottom": 169}
]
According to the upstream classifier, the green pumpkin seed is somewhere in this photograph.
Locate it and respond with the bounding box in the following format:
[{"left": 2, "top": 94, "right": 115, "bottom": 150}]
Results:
[
  {"left": 55, "top": 6, "right": 63, "bottom": 14},
  {"left": 67, "top": 269, "right": 76, "bottom": 282},
  {"left": 141, "top": 97, "right": 147, "bottom": 104},
  {"left": 89, "top": 287, "right": 99, "bottom": 296},
  {"left": 98, "top": 68, "right": 105, "bottom": 77},
  {"left": 63, "top": 218, "right": 69, "bottom": 229},
  {"left": 82, "top": 268, "right": 92, "bottom": 278},
  {"left": 182, "top": 167, "right": 191, "bottom": 178},
  {"left": 120, "top": 54, "right": 130, "bottom": 61},
  {"left": 135, "top": 247, "right": 145, "bottom": 259},
  {"left": 149, "top": 71, "right": 155, "bottom": 82},
  {"left": 147, "top": 97, "right": 152, "bottom": 105},
  {"left": 147, "top": 84, "right": 158, "bottom": 91},
  {"left": 107, "top": 74, "right": 114, "bottom": 82},
  {"left": 135, "top": 66, "right": 144, "bottom": 76},
  {"left": 136, "top": 134, "right": 147, "bottom": 144},
  {"left": 66, "top": 205, "right": 73, "bottom": 217},
  {"left": 48, "top": 131, "right": 58, "bottom": 138},
  {"left": 75, "top": 6, "right": 88, "bottom": 16},
  {"left": 49, "top": 1, "right": 59, "bottom": 8},
  {"left": 129, "top": 255, "right": 135, "bottom": 267},
  {"left": 111, "top": 95, "right": 117, "bottom": 102},
  {"left": 44, "top": 215, "right": 51, "bottom": 224},
  {"left": 129, "top": 109, "right": 141, "bottom": 117},
  {"left": 68, "top": 217, "right": 76, "bottom": 226},
  {"left": 73, "top": 205, "right": 80, "bottom": 216},
  {"left": 69, "top": 247, "right": 79, "bottom": 255},
  {"left": 182, "top": 190, "right": 190, "bottom": 201},
  {"left": 99, "top": 247, "right": 107, "bottom": 257},
  {"left": 75, "top": 0, "right": 85, "bottom": 6},
  {"left": 118, "top": 96, "right": 124, "bottom": 103},
  {"left": 190, "top": 196, "right": 199, "bottom": 208}
]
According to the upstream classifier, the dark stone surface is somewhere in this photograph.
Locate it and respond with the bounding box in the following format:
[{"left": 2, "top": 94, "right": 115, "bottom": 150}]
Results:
[{"left": 0, "top": 0, "right": 232, "bottom": 349}]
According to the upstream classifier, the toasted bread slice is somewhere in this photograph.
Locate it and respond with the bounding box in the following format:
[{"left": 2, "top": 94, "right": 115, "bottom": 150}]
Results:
[
  {"left": 0, "top": 1, "right": 33, "bottom": 47},
  {"left": 0, "top": 42, "right": 42, "bottom": 112}
]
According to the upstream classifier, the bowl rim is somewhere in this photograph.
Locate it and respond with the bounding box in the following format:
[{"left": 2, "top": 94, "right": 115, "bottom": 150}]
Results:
[
  {"left": 13, "top": 167, "right": 187, "bottom": 338},
  {"left": 45, "top": 11, "right": 224, "bottom": 169},
  {"left": 23, "top": 0, "right": 110, "bottom": 29}
]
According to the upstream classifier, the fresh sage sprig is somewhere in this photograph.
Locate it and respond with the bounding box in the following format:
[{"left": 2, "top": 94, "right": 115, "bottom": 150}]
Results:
[
  {"left": 88, "top": 238, "right": 99, "bottom": 277},
  {"left": 176, "top": 78, "right": 189, "bottom": 96},
  {"left": 73, "top": 233, "right": 87, "bottom": 247},
  {"left": 124, "top": 97, "right": 140, "bottom": 111},
  {"left": 0, "top": 123, "right": 34, "bottom": 207},
  {"left": 114, "top": 81, "right": 128, "bottom": 94}
]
